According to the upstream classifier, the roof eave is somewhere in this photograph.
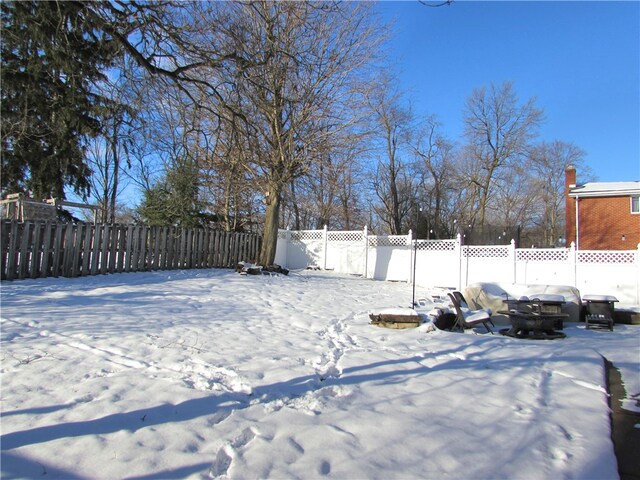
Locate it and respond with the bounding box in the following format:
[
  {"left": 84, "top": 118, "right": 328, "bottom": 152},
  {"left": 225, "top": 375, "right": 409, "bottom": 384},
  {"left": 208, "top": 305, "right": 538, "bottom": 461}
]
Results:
[{"left": 569, "top": 188, "right": 640, "bottom": 198}]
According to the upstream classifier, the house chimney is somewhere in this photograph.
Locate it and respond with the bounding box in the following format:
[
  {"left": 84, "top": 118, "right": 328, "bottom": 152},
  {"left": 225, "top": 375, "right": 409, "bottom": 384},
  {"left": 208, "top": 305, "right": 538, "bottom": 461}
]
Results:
[
  {"left": 565, "top": 165, "right": 576, "bottom": 190},
  {"left": 565, "top": 166, "right": 576, "bottom": 247}
]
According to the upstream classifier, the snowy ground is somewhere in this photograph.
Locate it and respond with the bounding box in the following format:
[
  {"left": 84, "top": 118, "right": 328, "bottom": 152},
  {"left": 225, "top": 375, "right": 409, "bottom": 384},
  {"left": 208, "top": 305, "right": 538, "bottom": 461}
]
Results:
[{"left": 1, "top": 269, "right": 638, "bottom": 480}]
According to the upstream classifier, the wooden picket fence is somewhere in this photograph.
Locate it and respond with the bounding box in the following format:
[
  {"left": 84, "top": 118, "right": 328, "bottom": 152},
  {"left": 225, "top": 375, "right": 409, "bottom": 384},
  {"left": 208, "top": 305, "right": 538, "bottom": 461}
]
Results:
[{"left": 0, "top": 220, "right": 262, "bottom": 280}]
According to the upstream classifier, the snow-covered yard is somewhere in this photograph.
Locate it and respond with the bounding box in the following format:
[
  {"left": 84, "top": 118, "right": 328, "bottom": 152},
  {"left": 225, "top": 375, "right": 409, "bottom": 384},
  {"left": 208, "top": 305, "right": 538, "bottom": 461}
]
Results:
[{"left": 1, "top": 269, "right": 638, "bottom": 479}]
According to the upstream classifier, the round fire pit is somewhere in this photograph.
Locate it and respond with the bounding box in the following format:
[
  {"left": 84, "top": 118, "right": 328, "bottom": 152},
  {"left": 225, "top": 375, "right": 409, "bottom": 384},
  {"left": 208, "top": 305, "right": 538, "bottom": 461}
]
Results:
[{"left": 499, "top": 311, "right": 567, "bottom": 340}]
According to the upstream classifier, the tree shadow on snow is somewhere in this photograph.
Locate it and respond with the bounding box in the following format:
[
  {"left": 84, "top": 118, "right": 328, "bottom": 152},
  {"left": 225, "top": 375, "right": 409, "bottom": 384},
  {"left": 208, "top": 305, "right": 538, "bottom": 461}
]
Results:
[{"left": 1, "top": 345, "right": 602, "bottom": 452}]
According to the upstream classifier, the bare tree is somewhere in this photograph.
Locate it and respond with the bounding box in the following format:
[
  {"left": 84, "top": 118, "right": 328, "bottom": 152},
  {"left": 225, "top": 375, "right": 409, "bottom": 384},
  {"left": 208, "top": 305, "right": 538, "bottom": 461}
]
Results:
[
  {"left": 200, "top": 114, "right": 261, "bottom": 232},
  {"left": 86, "top": 74, "right": 141, "bottom": 223},
  {"left": 335, "top": 143, "right": 370, "bottom": 230},
  {"left": 285, "top": 126, "right": 370, "bottom": 231},
  {"left": 527, "top": 140, "right": 588, "bottom": 246},
  {"left": 488, "top": 161, "right": 538, "bottom": 236},
  {"left": 462, "top": 81, "right": 544, "bottom": 226},
  {"left": 89, "top": 1, "right": 241, "bottom": 116},
  {"left": 366, "top": 74, "right": 416, "bottom": 235},
  {"left": 412, "top": 116, "right": 455, "bottom": 238},
  {"left": 226, "top": 1, "right": 383, "bottom": 264}
]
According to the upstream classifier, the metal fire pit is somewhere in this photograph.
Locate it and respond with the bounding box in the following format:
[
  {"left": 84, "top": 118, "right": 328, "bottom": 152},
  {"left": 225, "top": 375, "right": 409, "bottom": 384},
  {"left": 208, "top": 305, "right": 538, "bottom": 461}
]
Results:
[{"left": 498, "top": 310, "right": 568, "bottom": 340}]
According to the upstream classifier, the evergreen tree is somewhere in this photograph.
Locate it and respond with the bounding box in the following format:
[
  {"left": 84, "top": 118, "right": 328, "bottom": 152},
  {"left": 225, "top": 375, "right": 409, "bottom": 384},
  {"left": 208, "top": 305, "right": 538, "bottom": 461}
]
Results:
[
  {"left": 137, "top": 159, "right": 205, "bottom": 228},
  {"left": 1, "top": 1, "right": 118, "bottom": 199}
]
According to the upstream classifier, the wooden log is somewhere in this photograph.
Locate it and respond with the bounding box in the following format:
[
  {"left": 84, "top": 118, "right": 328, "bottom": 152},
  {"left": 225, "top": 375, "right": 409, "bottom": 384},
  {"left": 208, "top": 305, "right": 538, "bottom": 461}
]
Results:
[{"left": 369, "top": 311, "right": 422, "bottom": 329}]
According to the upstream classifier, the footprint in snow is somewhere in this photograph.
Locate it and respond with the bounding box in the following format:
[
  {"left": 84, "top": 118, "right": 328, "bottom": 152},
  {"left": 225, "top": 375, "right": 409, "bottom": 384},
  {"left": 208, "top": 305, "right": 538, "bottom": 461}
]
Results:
[
  {"left": 209, "top": 445, "right": 233, "bottom": 478},
  {"left": 209, "top": 427, "right": 259, "bottom": 478},
  {"left": 319, "top": 460, "right": 331, "bottom": 475}
]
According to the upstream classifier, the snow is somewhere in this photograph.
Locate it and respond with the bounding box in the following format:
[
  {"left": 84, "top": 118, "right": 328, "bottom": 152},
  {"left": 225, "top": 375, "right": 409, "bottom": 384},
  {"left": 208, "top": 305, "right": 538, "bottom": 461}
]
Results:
[
  {"left": 371, "top": 307, "right": 420, "bottom": 317},
  {"left": 582, "top": 295, "right": 619, "bottom": 303},
  {"left": 1, "top": 269, "right": 638, "bottom": 479}
]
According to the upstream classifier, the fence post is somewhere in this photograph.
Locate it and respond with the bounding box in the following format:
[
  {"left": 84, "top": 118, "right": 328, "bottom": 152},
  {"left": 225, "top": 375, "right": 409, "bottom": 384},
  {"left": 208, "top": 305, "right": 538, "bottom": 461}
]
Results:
[
  {"left": 636, "top": 243, "right": 640, "bottom": 305},
  {"left": 284, "top": 228, "right": 290, "bottom": 268},
  {"left": 363, "top": 225, "right": 368, "bottom": 279},
  {"left": 322, "top": 225, "right": 328, "bottom": 270},
  {"left": 510, "top": 239, "right": 516, "bottom": 284},
  {"left": 456, "top": 233, "right": 462, "bottom": 290},
  {"left": 407, "top": 229, "right": 413, "bottom": 284},
  {"left": 569, "top": 241, "right": 577, "bottom": 288}
]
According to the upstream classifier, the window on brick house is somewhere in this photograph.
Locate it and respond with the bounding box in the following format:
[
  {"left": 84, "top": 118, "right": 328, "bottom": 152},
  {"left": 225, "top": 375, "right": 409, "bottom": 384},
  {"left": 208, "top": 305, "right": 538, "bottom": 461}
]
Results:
[{"left": 632, "top": 195, "right": 640, "bottom": 214}]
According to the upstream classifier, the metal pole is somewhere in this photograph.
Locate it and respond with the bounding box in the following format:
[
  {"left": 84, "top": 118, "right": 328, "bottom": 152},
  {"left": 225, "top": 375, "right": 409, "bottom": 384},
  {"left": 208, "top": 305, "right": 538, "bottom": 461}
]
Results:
[{"left": 412, "top": 208, "right": 422, "bottom": 308}]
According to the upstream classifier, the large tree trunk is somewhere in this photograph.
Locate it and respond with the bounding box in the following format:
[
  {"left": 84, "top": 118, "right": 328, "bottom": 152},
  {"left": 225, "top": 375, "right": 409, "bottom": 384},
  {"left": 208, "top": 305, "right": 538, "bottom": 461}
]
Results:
[
  {"left": 259, "top": 182, "right": 282, "bottom": 266},
  {"left": 289, "top": 179, "right": 301, "bottom": 230}
]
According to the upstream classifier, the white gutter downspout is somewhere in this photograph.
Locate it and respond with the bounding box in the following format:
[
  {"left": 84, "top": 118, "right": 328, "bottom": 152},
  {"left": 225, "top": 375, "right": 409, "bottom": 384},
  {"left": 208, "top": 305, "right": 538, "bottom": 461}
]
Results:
[
  {"left": 575, "top": 195, "right": 580, "bottom": 251},
  {"left": 574, "top": 195, "right": 580, "bottom": 289}
]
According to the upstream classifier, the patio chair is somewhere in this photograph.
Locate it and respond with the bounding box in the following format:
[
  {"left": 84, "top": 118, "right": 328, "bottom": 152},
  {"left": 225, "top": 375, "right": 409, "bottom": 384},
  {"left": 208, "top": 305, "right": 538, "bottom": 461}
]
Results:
[
  {"left": 452, "top": 291, "right": 493, "bottom": 317},
  {"left": 447, "top": 292, "right": 494, "bottom": 334},
  {"left": 583, "top": 295, "right": 617, "bottom": 331}
]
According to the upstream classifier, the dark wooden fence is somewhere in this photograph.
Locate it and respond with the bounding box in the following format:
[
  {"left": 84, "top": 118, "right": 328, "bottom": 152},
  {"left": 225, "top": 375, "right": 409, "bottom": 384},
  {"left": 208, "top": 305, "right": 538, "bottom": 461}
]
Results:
[{"left": 1, "top": 220, "right": 262, "bottom": 280}]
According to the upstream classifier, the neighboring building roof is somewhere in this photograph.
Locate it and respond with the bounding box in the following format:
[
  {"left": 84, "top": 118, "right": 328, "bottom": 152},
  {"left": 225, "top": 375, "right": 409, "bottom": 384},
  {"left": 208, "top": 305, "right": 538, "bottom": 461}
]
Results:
[{"left": 568, "top": 181, "right": 640, "bottom": 198}]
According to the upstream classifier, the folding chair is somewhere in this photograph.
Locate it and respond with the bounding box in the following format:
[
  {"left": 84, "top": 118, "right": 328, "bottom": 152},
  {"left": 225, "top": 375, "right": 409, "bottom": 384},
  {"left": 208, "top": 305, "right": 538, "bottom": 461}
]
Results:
[{"left": 447, "top": 292, "right": 494, "bottom": 334}]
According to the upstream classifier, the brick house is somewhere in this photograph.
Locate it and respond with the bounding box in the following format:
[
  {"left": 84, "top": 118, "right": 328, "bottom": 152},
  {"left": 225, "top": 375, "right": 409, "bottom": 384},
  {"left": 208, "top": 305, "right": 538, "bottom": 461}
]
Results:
[{"left": 565, "top": 166, "right": 640, "bottom": 250}]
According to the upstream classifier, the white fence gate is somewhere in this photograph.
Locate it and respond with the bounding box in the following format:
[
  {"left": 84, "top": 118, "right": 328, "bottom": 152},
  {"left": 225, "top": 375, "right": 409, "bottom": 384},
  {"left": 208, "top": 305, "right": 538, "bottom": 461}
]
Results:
[{"left": 275, "top": 227, "right": 640, "bottom": 305}]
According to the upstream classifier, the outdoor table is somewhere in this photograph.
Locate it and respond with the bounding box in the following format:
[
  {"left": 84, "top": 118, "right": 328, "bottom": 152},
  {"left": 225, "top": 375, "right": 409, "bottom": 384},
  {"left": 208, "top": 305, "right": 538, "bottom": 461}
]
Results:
[
  {"left": 498, "top": 309, "right": 569, "bottom": 339},
  {"left": 582, "top": 295, "right": 618, "bottom": 330},
  {"left": 503, "top": 294, "right": 566, "bottom": 330}
]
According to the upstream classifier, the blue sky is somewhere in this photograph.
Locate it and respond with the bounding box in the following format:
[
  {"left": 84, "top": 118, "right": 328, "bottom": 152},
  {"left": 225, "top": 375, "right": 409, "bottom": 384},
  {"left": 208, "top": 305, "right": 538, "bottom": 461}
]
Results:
[{"left": 374, "top": 0, "right": 640, "bottom": 183}]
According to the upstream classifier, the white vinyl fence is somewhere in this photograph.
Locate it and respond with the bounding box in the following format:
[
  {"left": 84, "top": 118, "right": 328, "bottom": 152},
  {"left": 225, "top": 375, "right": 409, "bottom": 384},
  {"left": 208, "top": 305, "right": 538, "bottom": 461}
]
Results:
[{"left": 275, "top": 227, "right": 640, "bottom": 305}]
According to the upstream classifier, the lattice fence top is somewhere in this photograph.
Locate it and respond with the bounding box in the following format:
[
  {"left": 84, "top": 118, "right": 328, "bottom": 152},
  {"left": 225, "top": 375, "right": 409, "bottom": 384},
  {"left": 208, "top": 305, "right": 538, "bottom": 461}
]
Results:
[
  {"left": 463, "top": 245, "right": 510, "bottom": 258},
  {"left": 368, "top": 235, "right": 409, "bottom": 247},
  {"left": 578, "top": 250, "right": 637, "bottom": 264},
  {"left": 516, "top": 249, "right": 569, "bottom": 262},
  {"left": 328, "top": 231, "right": 364, "bottom": 242},
  {"left": 415, "top": 239, "right": 457, "bottom": 251},
  {"left": 289, "top": 230, "right": 324, "bottom": 242},
  {"left": 277, "top": 230, "right": 288, "bottom": 240}
]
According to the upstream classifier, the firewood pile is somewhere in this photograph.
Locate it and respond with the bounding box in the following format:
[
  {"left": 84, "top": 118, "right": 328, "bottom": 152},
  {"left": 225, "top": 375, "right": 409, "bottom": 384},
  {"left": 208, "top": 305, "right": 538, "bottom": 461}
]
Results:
[{"left": 236, "top": 262, "right": 289, "bottom": 276}]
